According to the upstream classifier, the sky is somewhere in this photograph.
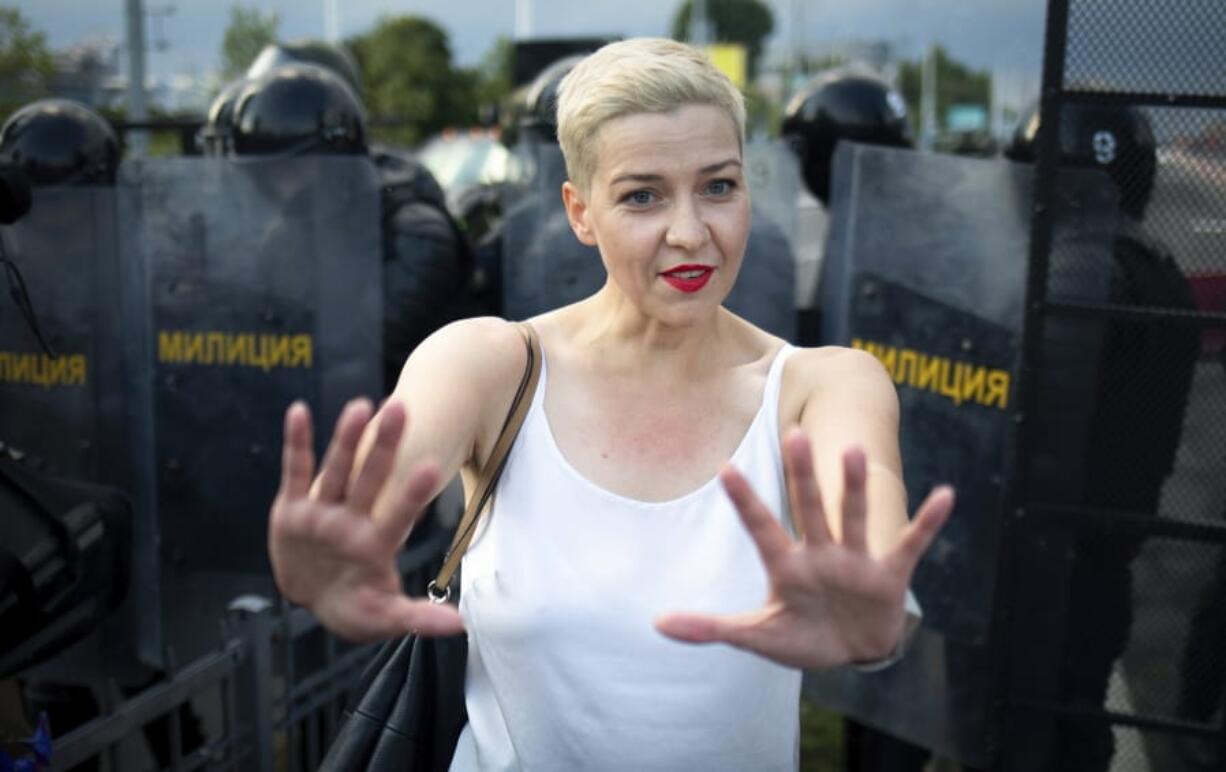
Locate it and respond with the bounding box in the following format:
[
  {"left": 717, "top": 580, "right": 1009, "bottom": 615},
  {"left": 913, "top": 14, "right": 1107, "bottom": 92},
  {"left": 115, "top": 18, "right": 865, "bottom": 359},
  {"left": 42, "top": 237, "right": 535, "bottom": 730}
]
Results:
[{"left": 17, "top": 0, "right": 1048, "bottom": 82}]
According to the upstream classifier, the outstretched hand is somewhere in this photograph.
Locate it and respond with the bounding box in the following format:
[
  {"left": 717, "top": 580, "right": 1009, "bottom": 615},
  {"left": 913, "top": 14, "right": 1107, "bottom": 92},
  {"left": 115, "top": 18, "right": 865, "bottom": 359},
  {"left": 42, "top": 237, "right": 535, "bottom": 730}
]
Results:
[
  {"left": 656, "top": 428, "right": 952, "bottom": 670},
  {"left": 268, "top": 399, "right": 464, "bottom": 642}
]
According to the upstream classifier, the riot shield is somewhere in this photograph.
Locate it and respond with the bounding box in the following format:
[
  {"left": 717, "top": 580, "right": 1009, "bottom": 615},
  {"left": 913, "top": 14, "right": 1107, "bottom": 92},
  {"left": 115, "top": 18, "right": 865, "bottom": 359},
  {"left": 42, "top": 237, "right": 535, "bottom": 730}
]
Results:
[
  {"left": 120, "top": 155, "right": 382, "bottom": 572},
  {"left": 501, "top": 140, "right": 798, "bottom": 340},
  {"left": 119, "top": 155, "right": 382, "bottom": 662},
  {"left": 501, "top": 141, "right": 600, "bottom": 320},
  {"left": 737, "top": 139, "right": 800, "bottom": 340},
  {"left": 744, "top": 138, "right": 802, "bottom": 245},
  {"left": 0, "top": 188, "right": 130, "bottom": 483},
  {"left": 811, "top": 143, "right": 1118, "bottom": 764},
  {"left": 0, "top": 186, "right": 156, "bottom": 682}
]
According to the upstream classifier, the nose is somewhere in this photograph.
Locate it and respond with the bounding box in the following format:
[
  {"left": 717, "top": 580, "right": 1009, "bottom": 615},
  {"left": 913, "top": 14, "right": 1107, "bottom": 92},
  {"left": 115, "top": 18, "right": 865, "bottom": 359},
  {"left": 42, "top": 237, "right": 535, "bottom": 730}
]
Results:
[{"left": 664, "top": 199, "right": 709, "bottom": 251}]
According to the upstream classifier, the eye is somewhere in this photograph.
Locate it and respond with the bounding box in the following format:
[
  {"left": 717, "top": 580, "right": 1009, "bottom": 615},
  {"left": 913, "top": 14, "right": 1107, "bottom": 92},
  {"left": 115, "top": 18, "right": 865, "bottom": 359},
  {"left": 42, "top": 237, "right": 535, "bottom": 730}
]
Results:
[
  {"left": 704, "top": 178, "right": 737, "bottom": 197},
  {"left": 621, "top": 189, "right": 658, "bottom": 207}
]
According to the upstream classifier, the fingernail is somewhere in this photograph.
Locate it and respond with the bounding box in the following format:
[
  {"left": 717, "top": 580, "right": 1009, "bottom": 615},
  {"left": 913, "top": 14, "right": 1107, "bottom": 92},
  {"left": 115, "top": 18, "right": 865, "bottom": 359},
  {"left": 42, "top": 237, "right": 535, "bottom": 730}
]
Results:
[{"left": 845, "top": 448, "right": 866, "bottom": 476}]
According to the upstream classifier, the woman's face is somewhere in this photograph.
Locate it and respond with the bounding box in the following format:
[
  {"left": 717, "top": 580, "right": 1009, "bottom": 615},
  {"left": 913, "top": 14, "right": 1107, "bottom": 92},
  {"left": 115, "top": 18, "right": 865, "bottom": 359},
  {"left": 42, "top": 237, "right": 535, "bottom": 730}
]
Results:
[{"left": 563, "top": 103, "right": 750, "bottom": 326}]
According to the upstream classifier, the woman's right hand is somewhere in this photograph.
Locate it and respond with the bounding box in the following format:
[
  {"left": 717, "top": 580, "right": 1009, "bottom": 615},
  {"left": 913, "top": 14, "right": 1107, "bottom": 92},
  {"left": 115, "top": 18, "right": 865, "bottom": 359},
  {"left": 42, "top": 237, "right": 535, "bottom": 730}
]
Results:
[{"left": 268, "top": 398, "right": 464, "bottom": 642}]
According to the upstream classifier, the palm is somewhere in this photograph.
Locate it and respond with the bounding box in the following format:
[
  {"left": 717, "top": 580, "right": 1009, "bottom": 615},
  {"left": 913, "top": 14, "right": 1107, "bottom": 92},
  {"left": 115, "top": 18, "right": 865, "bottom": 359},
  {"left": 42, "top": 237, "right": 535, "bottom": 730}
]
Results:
[
  {"left": 657, "top": 430, "right": 952, "bottom": 669},
  {"left": 268, "top": 399, "right": 464, "bottom": 642}
]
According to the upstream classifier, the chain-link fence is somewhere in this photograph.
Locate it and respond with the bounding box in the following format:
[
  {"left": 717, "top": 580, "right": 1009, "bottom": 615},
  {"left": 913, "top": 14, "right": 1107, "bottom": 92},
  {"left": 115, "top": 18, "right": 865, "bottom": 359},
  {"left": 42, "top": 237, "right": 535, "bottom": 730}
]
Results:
[{"left": 993, "top": 0, "right": 1226, "bottom": 769}]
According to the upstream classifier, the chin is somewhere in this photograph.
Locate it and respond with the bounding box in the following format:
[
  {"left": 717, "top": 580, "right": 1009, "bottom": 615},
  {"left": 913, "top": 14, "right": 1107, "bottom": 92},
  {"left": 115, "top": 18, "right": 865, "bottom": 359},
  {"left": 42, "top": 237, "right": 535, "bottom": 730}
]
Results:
[{"left": 650, "top": 295, "right": 726, "bottom": 328}]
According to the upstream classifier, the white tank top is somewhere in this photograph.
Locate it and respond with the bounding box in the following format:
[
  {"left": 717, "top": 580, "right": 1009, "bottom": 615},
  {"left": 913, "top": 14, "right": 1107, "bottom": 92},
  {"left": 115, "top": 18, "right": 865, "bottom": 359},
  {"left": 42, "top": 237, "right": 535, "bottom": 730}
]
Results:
[{"left": 449, "top": 344, "right": 802, "bottom": 772}]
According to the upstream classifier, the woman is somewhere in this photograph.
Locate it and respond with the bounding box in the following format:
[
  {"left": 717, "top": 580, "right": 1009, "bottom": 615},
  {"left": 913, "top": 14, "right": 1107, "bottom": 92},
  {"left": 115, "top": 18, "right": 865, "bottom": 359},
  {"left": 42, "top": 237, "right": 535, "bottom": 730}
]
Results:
[{"left": 269, "top": 38, "right": 954, "bottom": 770}]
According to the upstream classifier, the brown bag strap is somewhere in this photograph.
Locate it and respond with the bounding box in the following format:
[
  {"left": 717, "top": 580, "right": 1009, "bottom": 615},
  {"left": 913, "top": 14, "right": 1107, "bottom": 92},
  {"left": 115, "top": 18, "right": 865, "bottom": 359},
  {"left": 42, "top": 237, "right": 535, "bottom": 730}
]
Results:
[{"left": 427, "top": 322, "right": 542, "bottom": 603}]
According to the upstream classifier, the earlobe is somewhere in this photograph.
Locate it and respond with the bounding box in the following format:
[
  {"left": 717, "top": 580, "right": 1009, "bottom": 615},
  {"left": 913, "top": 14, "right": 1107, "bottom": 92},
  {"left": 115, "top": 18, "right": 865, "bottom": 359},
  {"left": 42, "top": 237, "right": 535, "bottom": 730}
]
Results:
[{"left": 561, "top": 181, "right": 598, "bottom": 246}]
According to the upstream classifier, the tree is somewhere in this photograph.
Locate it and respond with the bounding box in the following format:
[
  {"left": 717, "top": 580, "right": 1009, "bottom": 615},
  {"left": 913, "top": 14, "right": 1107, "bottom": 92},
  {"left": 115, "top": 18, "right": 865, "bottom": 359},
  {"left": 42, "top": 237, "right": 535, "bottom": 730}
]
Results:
[
  {"left": 671, "top": 0, "right": 774, "bottom": 81},
  {"left": 472, "top": 35, "right": 514, "bottom": 122},
  {"left": 220, "top": 5, "right": 278, "bottom": 81},
  {"left": 346, "top": 15, "right": 475, "bottom": 146},
  {"left": 0, "top": 6, "right": 54, "bottom": 119},
  {"left": 897, "top": 46, "right": 990, "bottom": 136}
]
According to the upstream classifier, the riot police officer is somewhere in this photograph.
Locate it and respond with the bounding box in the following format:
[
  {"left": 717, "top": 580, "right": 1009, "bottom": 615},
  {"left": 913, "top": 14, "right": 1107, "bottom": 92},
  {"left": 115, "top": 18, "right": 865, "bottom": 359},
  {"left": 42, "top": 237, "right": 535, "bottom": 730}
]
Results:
[
  {"left": 212, "top": 61, "right": 470, "bottom": 391},
  {"left": 196, "top": 76, "right": 247, "bottom": 156},
  {"left": 1006, "top": 102, "right": 1199, "bottom": 772},
  {"left": 0, "top": 98, "right": 118, "bottom": 356},
  {"left": 781, "top": 69, "right": 911, "bottom": 345},
  {"left": 487, "top": 55, "right": 797, "bottom": 340},
  {"left": 246, "top": 39, "right": 363, "bottom": 96},
  {"left": 0, "top": 99, "right": 120, "bottom": 187},
  {"left": 0, "top": 98, "right": 204, "bottom": 770}
]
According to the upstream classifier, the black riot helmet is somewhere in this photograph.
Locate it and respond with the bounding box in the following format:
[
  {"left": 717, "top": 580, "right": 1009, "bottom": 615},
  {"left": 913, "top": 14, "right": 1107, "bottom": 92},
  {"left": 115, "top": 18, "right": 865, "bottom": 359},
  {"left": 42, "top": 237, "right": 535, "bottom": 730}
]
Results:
[
  {"left": 231, "top": 63, "right": 368, "bottom": 157},
  {"left": 247, "top": 40, "right": 363, "bottom": 96},
  {"left": 0, "top": 99, "right": 120, "bottom": 186},
  {"left": 199, "top": 78, "right": 248, "bottom": 156},
  {"left": 517, "top": 54, "right": 586, "bottom": 144},
  {"left": 1005, "top": 102, "right": 1157, "bottom": 220},
  {"left": 781, "top": 71, "right": 912, "bottom": 203}
]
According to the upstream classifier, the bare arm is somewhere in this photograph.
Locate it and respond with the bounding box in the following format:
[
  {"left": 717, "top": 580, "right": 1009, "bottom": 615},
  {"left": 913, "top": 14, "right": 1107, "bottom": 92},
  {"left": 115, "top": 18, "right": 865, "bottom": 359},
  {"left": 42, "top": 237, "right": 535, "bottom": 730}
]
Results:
[
  {"left": 656, "top": 345, "right": 953, "bottom": 669},
  {"left": 797, "top": 347, "right": 909, "bottom": 556},
  {"left": 269, "top": 316, "right": 527, "bottom": 641},
  {"left": 361, "top": 317, "right": 529, "bottom": 524}
]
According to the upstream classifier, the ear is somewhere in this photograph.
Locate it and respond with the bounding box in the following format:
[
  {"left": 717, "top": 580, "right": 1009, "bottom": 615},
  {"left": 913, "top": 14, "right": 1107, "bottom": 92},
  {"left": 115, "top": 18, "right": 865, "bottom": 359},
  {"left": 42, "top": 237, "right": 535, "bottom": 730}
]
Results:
[{"left": 561, "top": 181, "right": 598, "bottom": 246}]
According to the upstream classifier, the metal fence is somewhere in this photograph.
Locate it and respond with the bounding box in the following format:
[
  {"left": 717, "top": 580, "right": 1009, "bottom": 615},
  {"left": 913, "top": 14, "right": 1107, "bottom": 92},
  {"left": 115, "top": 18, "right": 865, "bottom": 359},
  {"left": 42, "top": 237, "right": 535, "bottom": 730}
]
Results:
[
  {"left": 990, "top": 0, "right": 1226, "bottom": 769},
  {"left": 43, "top": 534, "right": 448, "bottom": 772}
]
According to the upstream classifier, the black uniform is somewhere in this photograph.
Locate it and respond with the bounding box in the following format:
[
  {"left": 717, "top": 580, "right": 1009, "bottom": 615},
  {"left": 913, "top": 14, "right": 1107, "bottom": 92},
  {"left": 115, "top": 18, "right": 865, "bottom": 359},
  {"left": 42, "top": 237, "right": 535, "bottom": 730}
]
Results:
[
  {"left": 1009, "top": 104, "right": 1199, "bottom": 772},
  {"left": 216, "top": 62, "right": 471, "bottom": 391},
  {"left": 373, "top": 147, "right": 471, "bottom": 388}
]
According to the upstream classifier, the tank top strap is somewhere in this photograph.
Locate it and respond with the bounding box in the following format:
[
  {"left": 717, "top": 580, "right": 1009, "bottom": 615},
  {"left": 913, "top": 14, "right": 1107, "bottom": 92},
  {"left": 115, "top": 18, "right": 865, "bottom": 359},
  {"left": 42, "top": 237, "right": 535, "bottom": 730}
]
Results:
[
  {"left": 763, "top": 343, "right": 798, "bottom": 441},
  {"left": 525, "top": 341, "right": 797, "bottom": 448}
]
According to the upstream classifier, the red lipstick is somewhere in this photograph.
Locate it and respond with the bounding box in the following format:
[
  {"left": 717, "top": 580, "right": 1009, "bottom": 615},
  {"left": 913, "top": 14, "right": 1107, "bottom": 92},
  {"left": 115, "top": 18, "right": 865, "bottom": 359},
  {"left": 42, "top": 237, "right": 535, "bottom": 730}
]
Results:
[{"left": 660, "top": 264, "right": 714, "bottom": 293}]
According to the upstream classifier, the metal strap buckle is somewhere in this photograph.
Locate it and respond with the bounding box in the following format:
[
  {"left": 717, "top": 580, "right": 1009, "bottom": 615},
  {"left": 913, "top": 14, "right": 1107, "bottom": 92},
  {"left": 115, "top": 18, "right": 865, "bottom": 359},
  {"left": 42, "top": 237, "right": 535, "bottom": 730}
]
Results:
[{"left": 426, "top": 580, "right": 451, "bottom": 605}]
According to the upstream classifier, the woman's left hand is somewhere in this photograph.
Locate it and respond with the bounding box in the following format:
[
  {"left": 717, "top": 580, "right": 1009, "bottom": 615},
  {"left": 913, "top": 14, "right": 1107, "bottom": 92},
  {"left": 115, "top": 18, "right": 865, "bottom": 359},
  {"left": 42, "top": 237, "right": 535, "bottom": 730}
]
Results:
[{"left": 655, "top": 429, "right": 954, "bottom": 670}]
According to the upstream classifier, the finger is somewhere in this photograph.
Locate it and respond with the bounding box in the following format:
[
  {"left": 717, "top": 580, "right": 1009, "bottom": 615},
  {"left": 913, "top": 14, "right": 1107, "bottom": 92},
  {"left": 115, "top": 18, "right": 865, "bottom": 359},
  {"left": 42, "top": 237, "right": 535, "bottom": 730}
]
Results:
[
  {"left": 374, "top": 460, "right": 441, "bottom": 545},
  {"left": 349, "top": 402, "right": 408, "bottom": 514},
  {"left": 720, "top": 464, "right": 791, "bottom": 570},
  {"left": 343, "top": 592, "right": 465, "bottom": 642},
  {"left": 783, "top": 428, "right": 832, "bottom": 545},
  {"left": 394, "top": 597, "right": 466, "bottom": 637},
  {"left": 279, "top": 401, "right": 314, "bottom": 500},
  {"left": 887, "top": 485, "right": 955, "bottom": 579},
  {"left": 655, "top": 608, "right": 768, "bottom": 653},
  {"left": 840, "top": 446, "right": 869, "bottom": 552},
  {"left": 313, "top": 399, "right": 373, "bottom": 503}
]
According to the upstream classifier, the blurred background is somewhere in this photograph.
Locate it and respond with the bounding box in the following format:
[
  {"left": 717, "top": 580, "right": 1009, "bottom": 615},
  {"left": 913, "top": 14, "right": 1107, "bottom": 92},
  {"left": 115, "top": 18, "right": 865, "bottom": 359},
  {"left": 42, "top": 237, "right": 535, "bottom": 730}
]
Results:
[
  {"left": 4, "top": 0, "right": 1044, "bottom": 161},
  {"left": 1, "top": 2, "right": 1223, "bottom": 771}
]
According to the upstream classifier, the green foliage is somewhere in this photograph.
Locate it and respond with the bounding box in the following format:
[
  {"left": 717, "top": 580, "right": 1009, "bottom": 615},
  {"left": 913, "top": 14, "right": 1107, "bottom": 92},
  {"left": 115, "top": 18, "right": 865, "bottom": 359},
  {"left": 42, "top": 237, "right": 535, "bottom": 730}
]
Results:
[
  {"left": 897, "top": 46, "right": 990, "bottom": 135},
  {"left": 346, "top": 15, "right": 477, "bottom": 147},
  {"left": 799, "top": 698, "right": 844, "bottom": 771},
  {"left": 671, "top": 0, "right": 775, "bottom": 81},
  {"left": 472, "top": 36, "right": 514, "bottom": 123},
  {"left": 0, "top": 6, "right": 54, "bottom": 121},
  {"left": 220, "top": 5, "right": 278, "bottom": 81}
]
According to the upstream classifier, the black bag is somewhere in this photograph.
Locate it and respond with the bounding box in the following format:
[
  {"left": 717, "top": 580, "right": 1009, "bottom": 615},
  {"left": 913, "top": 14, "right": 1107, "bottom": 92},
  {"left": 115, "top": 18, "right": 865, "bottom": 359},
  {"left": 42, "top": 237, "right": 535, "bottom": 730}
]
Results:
[
  {"left": 319, "top": 323, "right": 541, "bottom": 771},
  {"left": 321, "top": 630, "right": 470, "bottom": 772}
]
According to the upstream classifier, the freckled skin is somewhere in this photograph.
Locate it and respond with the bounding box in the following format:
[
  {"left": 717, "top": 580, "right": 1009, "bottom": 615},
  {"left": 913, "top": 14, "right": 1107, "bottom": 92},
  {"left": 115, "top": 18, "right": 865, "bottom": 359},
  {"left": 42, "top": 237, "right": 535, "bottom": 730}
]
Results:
[
  {"left": 543, "top": 105, "right": 763, "bottom": 501},
  {"left": 547, "top": 351, "right": 764, "bottom": 500},
  {"left": 569, "top": 105, "right": 751, "bottom": 329},
  {"left": 268, "top": 98, "right": 952, "bottom": 668}
]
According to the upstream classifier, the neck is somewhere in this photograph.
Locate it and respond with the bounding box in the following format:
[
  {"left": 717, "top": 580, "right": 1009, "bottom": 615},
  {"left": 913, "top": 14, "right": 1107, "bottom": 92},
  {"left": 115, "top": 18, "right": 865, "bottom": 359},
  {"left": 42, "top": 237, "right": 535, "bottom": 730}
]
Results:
[{"left": 566, "top": 281, "right": 735, "bottom": 377}]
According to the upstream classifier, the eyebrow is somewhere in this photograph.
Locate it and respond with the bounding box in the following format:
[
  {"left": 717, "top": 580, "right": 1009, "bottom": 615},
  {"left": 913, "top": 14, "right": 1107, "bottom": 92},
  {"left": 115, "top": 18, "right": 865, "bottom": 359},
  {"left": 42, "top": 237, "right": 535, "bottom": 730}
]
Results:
[{"left": 608, "top": 158, "right": 742, "bottom": 187}]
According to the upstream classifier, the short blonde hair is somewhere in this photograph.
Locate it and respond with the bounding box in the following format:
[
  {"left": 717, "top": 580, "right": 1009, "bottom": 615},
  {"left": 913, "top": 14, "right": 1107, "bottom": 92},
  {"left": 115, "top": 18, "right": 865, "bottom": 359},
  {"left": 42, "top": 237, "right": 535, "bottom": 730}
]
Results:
[{"left": 556, "top": 38, "right": 747, "bottom": 192}]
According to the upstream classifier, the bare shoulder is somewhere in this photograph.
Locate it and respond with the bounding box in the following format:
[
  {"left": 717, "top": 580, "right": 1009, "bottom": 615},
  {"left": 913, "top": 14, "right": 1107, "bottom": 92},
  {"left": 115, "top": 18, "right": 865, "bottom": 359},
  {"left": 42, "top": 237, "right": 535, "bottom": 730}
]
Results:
[
  {"left": 389, "top": 316, "right": 534, "bottom": 475},
  {"left": 398, "top": 316, "right": 528, "bottom": 393},
  {"left": 780, "top": 345, "right": 897, "bottom": 423}
]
